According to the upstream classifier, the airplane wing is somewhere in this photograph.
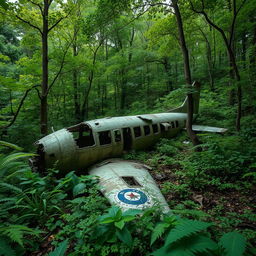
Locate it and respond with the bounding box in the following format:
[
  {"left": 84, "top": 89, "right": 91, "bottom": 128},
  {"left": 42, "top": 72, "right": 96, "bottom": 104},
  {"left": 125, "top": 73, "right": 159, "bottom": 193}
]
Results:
[
  {"left": 89, "top": 159, "right": 170, "bottom": 213},
  {"left": 189, "top": 125, "right": 228, "bottom": 133}
]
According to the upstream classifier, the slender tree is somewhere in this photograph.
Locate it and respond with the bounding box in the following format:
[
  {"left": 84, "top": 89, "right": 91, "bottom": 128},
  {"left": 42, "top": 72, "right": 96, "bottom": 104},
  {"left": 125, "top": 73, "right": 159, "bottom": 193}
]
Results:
[
  {"left": 12, "top": 0, "right": 72, "bottom": 135},
  {"left": 172, "top": 0, "right": 201, "bottom": 146},
  {"left": 189, "top": 0, "right": 247, "bottom": 131}
]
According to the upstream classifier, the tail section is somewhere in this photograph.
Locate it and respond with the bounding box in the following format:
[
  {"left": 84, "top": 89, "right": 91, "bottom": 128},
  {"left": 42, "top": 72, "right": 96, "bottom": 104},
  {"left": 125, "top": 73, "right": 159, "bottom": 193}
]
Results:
[{"left": 168, "top": 81, "right": 200, "bottom": 114}]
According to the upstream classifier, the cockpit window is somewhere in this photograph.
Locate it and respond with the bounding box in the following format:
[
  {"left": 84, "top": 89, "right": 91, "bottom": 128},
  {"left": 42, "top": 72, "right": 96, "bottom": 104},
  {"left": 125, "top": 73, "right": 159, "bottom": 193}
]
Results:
[
  {"left": 99, "top": 131, "right": 112, "bottom": 145},
  {"left": 67, "top": 123, "right": 95, "bottom": 148}
]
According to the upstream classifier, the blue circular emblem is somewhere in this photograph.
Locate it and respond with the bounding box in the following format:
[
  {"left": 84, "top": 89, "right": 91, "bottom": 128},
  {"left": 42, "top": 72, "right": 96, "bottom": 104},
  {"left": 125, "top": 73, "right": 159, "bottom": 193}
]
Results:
[{"left": 117, "top": 189, "right": 148, "bottom": 205}]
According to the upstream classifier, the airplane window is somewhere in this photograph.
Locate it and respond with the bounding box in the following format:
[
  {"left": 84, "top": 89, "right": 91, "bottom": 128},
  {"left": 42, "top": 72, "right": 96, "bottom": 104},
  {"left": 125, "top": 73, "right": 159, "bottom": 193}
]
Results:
[
  {"left": 99, "top": 131, "right": 111, "bottom": 145},
  {"left": 114, "top": 130, "right": 121, "bottom": 142},
  {"left": 152, "top": 124, "right": 158, "bottom": 133},
  {"left": 160, "top": 124, "right": 165, "bottom": 132},
  {"left": 144, "top": 125, "right": 150, "bottom": 136},
  {"left": 171, "top": 122, "right": 175, "bottom": 128},
  {"left": 121, "top": 176, "right": 142, "bottom": 187},
  {"left": 134, "top": 126, "right": 141, "bottom": 137},
  {"left": 176, "top": 121, "right": 179, "bottom": 127},
  {"left": 67, "top": 123, "right": 95, "bottom": 148}
]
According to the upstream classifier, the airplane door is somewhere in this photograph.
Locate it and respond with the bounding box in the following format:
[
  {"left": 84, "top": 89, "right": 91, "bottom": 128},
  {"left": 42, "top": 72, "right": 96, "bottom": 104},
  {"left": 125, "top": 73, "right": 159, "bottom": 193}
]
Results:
[{"left": 122, "top": 128, "right": 132, "bottom": 150}]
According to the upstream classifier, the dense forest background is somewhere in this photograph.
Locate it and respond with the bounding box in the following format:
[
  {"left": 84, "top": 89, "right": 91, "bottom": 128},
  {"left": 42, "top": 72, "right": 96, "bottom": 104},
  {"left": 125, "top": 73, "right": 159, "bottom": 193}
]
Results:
[
  {"left": 0, "top": 0, "right": 255, "bottom": 146},
  {"left": 0, "top": 0, "right": 256, "bottom": 255}
]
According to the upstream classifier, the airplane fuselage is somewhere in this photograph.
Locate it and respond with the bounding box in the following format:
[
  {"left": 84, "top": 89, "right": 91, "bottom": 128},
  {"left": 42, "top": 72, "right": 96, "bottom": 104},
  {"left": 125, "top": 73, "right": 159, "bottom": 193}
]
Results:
[{"left": 33, "top": 112, "right": 187, "bottom": 172}]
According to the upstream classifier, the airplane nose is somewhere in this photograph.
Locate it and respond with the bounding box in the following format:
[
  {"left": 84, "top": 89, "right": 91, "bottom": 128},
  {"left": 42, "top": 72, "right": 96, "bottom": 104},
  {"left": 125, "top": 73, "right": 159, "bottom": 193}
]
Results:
[{"left": 32, "top": 129, "right": 77, "bottom": 172}]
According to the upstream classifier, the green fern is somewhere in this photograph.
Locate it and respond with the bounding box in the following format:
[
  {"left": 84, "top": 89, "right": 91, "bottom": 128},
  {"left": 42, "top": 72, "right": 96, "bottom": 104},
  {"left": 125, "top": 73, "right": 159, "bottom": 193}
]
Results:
[
  {"left": 0, "top": 152, "right": 35, "bottom": 168},
  {"left": 0, "top": 140, "right": 23, "bottom": 151},
  {"left": 0, "top": 182, "right": 23, "bottom": 194},
  {"left": 151, "top": 222, "right": 170, "bottom": 246},
  {"left": 219, "top": 232, "right": 246, "bottom": 256},
  {"left": 0, "top": 225, "right": 40, "bottom": 247},
  {"left": 0, "top": 237, "right": 16, "bottom": 256},
  {"left": 165, "top": 219, "right": 212, "bottom": 246},
  {"left": 48, "top": 239, "right": 69, "bottom": 256},
  {"left": 151, "top": 235, "right": 217, "bottom": 256},
  {"left": 151, "top": 216, "right": 177, "bottom": 246}
]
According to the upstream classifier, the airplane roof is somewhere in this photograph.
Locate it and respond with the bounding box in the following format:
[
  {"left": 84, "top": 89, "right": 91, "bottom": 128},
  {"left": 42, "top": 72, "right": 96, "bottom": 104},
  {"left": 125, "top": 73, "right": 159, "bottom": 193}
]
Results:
[{"left": 85, "top": 112, "right": 187, "bottom": 132}]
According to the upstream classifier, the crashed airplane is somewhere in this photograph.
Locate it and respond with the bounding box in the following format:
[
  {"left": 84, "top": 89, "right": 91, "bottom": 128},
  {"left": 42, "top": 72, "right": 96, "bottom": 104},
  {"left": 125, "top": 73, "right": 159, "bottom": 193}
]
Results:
[
  {"left": 31, "top": 83, "right": 201, "bottom": 173},
  {"left": 30, "top": 82, "right": 226, "bottom": 212}
]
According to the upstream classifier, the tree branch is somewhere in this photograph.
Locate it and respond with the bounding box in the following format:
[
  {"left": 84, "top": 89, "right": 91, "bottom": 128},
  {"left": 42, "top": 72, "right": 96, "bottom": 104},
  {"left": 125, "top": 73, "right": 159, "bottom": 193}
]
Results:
[
  {"left": 229, "top": 0, "right": 247, "bottom": 46},
  {"left": 27, "top": 0, "right": 44, "bottom": 15},
  {"left": 47, "top": 38, "right": 74, "bottom": 94},
  {"left": 16, "top": 15, "right": 42, "bottom": 35},
  {"left": 189, "top": 0, "right": 229, "bottom": 48},
  {"left": 48, "top": 10, "right": 72, "bottom": 33},
  {"left": 1, "top": 85, "right": 40, "bottom": 129}
]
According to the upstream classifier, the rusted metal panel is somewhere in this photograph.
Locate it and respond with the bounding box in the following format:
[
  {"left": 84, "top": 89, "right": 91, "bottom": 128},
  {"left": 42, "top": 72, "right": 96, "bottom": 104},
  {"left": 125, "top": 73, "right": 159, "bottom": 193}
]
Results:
[{"left": 89, "top": 159, "right": 171, "bottom": 213}]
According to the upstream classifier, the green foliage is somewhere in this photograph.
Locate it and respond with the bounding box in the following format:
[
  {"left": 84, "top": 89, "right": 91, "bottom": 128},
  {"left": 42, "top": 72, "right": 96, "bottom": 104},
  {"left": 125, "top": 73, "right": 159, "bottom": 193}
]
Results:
[
  {"left": 92, "top": 206, "right": 141, "bottom": 246},
  {"left": 156, "top": 138, "right": 179, "bottom": 156},
  {"left": 178, "top": 133, "right": 256, "bottom": 189},
  {"left": 0, "top": 237, "right": 16, "bottom": 256},
  {"left": 164, "top": 219, "right": 212, "bottom": 245},
  {"left": 48, "top": 239, "right": 69, "bottom": 256},
  {"left": 219, "top": 232, "right": 246, "bottom": 256},
  {"left": 152, "top": 235, "right": 218, "bottom": 256},
  {"left": 150, "top": 215, "right": 177, "bottom": 246},
  {"left": 151, "top": 218, "right": 248, "bottom": 256},
  {"left": 0, "top": 0, "right": 256, "bottom": 254},
  {"left": 0, "top": 224, "right": 40, "bottom": 247}
]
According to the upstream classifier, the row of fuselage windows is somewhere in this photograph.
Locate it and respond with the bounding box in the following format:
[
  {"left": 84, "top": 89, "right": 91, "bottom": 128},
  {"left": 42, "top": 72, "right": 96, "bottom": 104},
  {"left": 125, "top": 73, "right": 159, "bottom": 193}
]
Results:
[{"left": 75, "top": 121, "right": 181, "bottom": 148}]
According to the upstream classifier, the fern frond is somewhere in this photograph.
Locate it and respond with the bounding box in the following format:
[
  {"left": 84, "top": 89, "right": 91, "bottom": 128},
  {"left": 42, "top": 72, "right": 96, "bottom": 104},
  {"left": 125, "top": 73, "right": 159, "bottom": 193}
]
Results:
[
  {"left": 0, "top": 237, "right": 16, "bottom": 256},
  {"left": 0, "top": 197, "right": 16, "bottom": 203},
  {"left": 1, "top": 226, "right": 24, "bottom": 246},
  {"left": 0, "top": 140, "right": 23, "bottom": 151},
  {"left": 0, "top": 225, "right": 40, "bottom": 247},
  {"left": 151, "top": 235, "right": 217, "bottom": 256},
  {"left": 48, "top": 239, "right": 69, "bottom": 256},
  {"left": 219, "top": 232, "right": 246, "bottom": 256},
  {"left": 1, "top": 153, "right": 35, "bottom": 168},
  {"left": 165, "top": 219, "right": 212, "bottom": 246},
  {"left": 151, "top": 222, "right": 170, "bottom": 246},
  {"left": 0, "top": 182, "right": 23, "bottom": 194}
]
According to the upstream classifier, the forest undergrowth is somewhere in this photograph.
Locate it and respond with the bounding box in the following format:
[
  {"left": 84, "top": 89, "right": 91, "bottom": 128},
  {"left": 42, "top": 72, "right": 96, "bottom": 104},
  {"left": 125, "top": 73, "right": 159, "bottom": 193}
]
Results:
[{"left": 0, "top": 89, "right": 256, "bottom": 256}]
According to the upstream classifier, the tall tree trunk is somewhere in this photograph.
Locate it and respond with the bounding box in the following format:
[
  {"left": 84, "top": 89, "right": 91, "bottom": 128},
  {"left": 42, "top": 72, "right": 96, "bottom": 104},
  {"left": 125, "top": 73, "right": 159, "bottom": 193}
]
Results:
[
  {"left": 241, "top": 32, "right": 247, "bottom": 69},
  {"left": 120, "top": 69, "right": 126, "bottom": 110},
  {"left": 199, "top": 28, "right": 214, "bottom": 90},
  {"left": 249, "top": 24, "right": 256, "bottom": 80},
  {"left": 72, "top": 31, "right": 81, "bottom": 122},
  {"left": 189, "top": 0, "right": 244, "bottom": 131},
  {"left": 41, "top": 2, "right": 49, "bottom": 136},
  {"left": 80, "top": 41, "right": 102, "bottom": 119},
  {"left": 173, "top": 0, "right": 201, "bottom": 147},
  {"left": 162, "top": 57, "right": 173, "bottom": 91}
]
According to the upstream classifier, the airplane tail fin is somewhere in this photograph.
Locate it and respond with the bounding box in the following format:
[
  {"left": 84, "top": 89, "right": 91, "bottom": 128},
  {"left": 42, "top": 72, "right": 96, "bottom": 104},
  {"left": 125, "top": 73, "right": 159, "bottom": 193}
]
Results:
[{"left": 168, "top": 81, "right": 200, "bottom": 114}]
